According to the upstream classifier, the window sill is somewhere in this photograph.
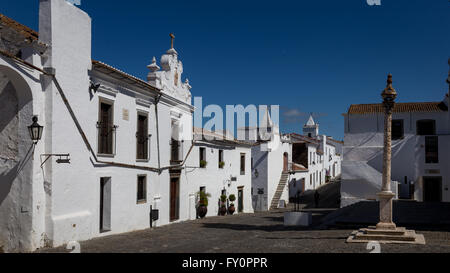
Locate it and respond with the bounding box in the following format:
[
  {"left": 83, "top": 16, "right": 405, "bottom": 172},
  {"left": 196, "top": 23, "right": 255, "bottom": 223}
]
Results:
[
  {"left": 137, "top": 200, "right": 147, "bottom": 205},
  {"left": 97, "top": 153, "right": 115, "bottom": 158},
  {"left": 136, "top": 159, "right": 149, "bottom": 163}
]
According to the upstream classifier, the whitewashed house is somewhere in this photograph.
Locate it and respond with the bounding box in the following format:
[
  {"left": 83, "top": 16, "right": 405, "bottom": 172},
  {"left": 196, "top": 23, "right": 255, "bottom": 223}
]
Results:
[
  {"left": 241, "top": 111, "right": 342, "bottom": 211},
  {"left": 239, "top": 112, "right": 292, "bottom": 211},
  {"left": 186, "top": 128, "right": 254, "bottom": 217},
  {"left": 341, "top": 70, "right": 450, "bottom": 207},
  {"left": 0, "top": 0, "right": 252, "bottom": 253},
  {"left": 287, "top": 115, "right": 343, "bottom": 198}
]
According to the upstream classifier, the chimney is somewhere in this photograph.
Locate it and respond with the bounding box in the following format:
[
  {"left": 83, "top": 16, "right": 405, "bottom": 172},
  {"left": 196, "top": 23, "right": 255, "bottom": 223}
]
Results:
[{"left": 39, "top": 0, "right": 92, "bottom": 74}]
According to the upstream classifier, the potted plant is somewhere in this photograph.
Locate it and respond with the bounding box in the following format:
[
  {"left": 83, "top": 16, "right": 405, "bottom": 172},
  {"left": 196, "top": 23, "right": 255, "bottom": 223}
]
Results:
[
  {"left": 219, "top": 161, "right": 225, "bottom": 169},
  {"left": 219, "top": 194, "right": 227, "bottom": 216},
  {"left": 228, "top": 194, "right": 236, "bottom": 215},
  {"left": 197, "top": 191, "right": 210, "bottom": 218},
  {"left": 200, "top": 160, "right": 207, "bottom": 168}
]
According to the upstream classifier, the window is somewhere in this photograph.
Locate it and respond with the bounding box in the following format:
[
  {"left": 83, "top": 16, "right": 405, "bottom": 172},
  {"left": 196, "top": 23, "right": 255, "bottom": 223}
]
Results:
[
  {"left": 392, "top": 119, "right": 404, "bottom": 140},
  {"left": 200, "top": 147, "right": 206, "bottom": 168},
  {"left": 170, "top": 120, "right": 182, "bottom": 163},
  {"left": 136, "top": 113, "right": 149, "bottom": 160},
  {"left": 218, "top": 150, "right": 224, "bottom": 168},
  {"left": 240, "top": 153, "right": 246, "bottom": 175},
  {"left": 137, "top": 176, "right": 147, "bottom": 203},
  {"left": 310, "top": 174, "right": 312, "bottom": 185},
  {"left": 97, "top": 101, "right": 115, "bottom": 155},
  {"left": 425, "top": 136, "right": 438, "bottom": 163},
  {"left": 417, "top": 120, "right": 436, "bottom": 135}
]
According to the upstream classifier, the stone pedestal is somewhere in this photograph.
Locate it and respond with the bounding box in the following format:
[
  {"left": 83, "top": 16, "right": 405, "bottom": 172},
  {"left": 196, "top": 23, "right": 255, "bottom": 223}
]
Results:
[
  {"left": 347, "top": 226, "right": 425, "bottom": 245},
  {"left": 376, "top": 191, "right": 396, "bottom": 230}
]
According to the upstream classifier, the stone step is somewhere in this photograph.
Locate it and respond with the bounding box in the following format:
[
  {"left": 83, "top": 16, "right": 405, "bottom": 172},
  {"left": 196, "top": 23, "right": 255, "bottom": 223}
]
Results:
[
  {"left": 353, "top": 233, "right": 416, "bottom": 242},
  {"left": 364, "top": 227, "right": 408, "bottom": 236}
]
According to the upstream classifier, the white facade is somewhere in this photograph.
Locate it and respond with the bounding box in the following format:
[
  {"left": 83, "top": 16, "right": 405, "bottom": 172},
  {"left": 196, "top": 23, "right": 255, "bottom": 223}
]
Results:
[
  {"left": 248, "top": 114, "right": 342, "bottom": 211},
  {"left": 341, "top": 76, "right": 450, "bottom": 207},
  {"left": 0, "top": 0, "right": 253, "bottom": 252},
  {"left": 185, "top": 129, "right": 254, "bottom": 217}
]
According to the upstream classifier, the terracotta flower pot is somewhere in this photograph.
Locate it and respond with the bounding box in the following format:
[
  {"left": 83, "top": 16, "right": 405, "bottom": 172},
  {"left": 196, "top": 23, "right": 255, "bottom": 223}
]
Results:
[
  {"left": 198, "top": 205, "right": 207, "bottom": 218},
  {"left": 219, "top": 206, "right": 227, "bottom": 216},
  {"left": 228, "top": 204, "right": 235, "bottom": 215}
]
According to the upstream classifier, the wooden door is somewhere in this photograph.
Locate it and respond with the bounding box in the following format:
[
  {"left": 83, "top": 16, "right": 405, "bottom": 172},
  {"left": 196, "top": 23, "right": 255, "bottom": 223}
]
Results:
[
  {"left": 238, "top": 187, "right": 244, "bottom": 213},
  {"left": 423, "top": 177, "right": 442, "bottom": 202},
  {"left": 283, "top": 153, "right": 288, "bottom": 172},
  {"left": 170, "top": 178, "right": 180, "bottom": 221}
]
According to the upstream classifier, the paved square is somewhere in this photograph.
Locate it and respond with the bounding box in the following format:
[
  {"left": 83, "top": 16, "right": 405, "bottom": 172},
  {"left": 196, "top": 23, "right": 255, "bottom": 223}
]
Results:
[{"left": 38, "top": 209, "right": 450, "bottom": 253}]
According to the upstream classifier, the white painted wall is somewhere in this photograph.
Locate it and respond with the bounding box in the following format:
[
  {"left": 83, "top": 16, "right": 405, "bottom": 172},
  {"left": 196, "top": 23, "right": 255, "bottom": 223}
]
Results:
[
  {"left": 342, "top": 108, "right": 450, "bottom": 207},
  {"left": 184, "top": 142, "right": 253, "bottom": 217}
]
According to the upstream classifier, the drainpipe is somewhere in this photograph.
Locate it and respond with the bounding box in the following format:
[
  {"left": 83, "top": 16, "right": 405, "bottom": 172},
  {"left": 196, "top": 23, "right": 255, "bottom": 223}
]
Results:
[{"left": 3, "top": 52, "right": 197, "bottom": 173}]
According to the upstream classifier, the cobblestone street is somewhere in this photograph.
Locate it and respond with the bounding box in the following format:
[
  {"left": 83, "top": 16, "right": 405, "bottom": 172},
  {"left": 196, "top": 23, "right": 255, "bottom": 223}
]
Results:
[{"left": 38, "top": 209, "right": 450, "bottom": 253}]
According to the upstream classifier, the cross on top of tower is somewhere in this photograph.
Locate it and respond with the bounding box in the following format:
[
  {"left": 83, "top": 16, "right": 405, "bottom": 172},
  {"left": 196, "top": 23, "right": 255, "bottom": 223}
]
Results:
[{"left": 170, "top": 33, "right": 175, "bottom": 49}]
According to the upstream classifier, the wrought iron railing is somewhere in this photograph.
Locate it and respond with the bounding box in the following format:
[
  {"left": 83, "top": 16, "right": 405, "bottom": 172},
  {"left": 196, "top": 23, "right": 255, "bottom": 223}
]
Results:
[
  {"left": 97, "top": 122, "right": 118, "bottom": 155},
  {"left": 136, "top": 132, "right": 149, "bottom": 160},
  {"left": 170, "top": 139, "right": 183, "bottom": 163}
]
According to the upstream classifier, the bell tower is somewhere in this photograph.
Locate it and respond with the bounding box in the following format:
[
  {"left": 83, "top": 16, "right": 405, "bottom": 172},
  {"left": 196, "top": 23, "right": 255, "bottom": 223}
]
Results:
[{"left": 303, "top": 114, "right": 319, "bottom": 138}]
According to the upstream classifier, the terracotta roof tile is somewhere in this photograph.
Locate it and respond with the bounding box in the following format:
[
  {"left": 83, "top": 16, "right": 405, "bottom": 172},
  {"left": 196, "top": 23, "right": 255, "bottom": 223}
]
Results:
[
  {"left": 0, "top": 13, "right": 39, "bottom": 42},
  {"left": 91, "top": 60, "right": 160, "bottom": 93},
  {"left": 292, "top": 163, "right": 308, "bottom": 172},
  {"left": 348, "top": 102, "right": 448, "bottom": 115}
]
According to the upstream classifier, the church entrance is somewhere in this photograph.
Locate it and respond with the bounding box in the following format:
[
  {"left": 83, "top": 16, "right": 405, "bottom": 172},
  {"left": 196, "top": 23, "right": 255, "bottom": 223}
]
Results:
[{"left": 423, "top": 177, "right": 442, "bottom": 202}]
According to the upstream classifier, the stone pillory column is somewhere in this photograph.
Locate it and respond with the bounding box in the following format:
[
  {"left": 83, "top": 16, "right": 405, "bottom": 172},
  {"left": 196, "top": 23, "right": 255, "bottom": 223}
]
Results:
[
  {"left": 377, "top": 74, "right": 397, "bottom": 230},
  {"left": 346, "top": 74, "right": 425, "bottom": 245}
]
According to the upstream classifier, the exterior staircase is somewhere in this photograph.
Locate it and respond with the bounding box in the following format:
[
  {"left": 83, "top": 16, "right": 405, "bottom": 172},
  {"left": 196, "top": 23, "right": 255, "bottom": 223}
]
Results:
[{"left": 270, "top": 172, "right": 289, "bottom": 210}]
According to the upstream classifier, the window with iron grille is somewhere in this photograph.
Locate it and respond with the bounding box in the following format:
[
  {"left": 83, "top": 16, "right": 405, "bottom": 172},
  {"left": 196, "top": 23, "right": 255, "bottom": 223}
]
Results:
[
  {"left": 425, "top": 136, "right": 438, "bottom": 164},
  {"left": 171, "top": 139, "right": 182, "bottom": 163},
  {"left": 137, "top": 175, "right": 147, "bottom": 203},
  {"left": 199, "top": 147, "right": 206, "bottom": 168},
  {"left": 97, "top": 101, "right": 116, "bottom": 155},
  {"left": 136, "top": 113, "right": 149, "bottom": 160},
  {"left": 392, "top": 119, "right": 404, "bottom": 140},
  {"left": 219, "top": 150, "right": 224, "bottom": 168},
  {"left": 240, "top": 153, "right": 246, "bottom": 175}
]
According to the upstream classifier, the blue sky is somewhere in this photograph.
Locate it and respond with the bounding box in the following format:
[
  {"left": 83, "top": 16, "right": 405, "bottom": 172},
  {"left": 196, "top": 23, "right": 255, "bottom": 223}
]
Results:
[{"left": 2, "top": 0, "right": 449, "bottom": 139}]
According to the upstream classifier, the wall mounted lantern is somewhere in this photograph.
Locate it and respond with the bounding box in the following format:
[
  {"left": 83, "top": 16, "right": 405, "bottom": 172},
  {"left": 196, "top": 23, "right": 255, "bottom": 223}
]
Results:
[{"left": 28, "top": 116, "right": 43, "bottom": 144}]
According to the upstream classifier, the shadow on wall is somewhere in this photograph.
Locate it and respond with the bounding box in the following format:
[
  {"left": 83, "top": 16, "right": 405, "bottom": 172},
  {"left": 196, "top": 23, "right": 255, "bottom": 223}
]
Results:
[
  {"left": 0, "top": 81, "right": 18, "bottom": 134},
  {"left": 0, "top": 145, "right": 34, "bottom": 205},
  {"left": 366, "top": 134, "right": 415, "bottom": 172}
]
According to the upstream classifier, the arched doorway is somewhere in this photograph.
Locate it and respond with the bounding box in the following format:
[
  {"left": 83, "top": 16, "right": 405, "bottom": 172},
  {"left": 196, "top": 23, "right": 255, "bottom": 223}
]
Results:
[
  {"left": 283, "top": 152, "right": 288, "bottom": 172},
  {"left": 0, "top": 65, "right": 34, "bottom": 252}
]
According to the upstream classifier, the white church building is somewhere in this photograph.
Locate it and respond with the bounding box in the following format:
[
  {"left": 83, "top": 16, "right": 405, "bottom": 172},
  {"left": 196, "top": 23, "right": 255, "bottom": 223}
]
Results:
[
  {"left": 0, "top": 0, "right": 253, "bottom": 252},
  {"left": 341, "top": 69, "right": 450, "bottom": 207}
]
